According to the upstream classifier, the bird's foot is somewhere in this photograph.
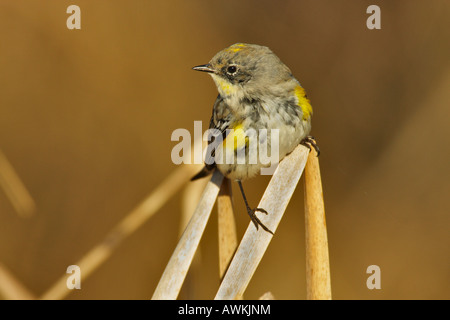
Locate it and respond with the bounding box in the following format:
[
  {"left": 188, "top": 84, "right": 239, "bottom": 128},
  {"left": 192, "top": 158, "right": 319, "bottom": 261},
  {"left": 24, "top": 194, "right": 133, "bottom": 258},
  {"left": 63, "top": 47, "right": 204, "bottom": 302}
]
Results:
[{"left": 300, "top": 136, "right": 320, "bottom": 156}]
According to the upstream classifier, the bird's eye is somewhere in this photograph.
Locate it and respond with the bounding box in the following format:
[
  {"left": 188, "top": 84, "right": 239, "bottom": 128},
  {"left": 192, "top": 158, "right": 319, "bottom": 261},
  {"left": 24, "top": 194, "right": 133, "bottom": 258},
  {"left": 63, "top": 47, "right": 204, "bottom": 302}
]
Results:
[{"left": 227, "top": 65, "right": 238, "bottom": 75}]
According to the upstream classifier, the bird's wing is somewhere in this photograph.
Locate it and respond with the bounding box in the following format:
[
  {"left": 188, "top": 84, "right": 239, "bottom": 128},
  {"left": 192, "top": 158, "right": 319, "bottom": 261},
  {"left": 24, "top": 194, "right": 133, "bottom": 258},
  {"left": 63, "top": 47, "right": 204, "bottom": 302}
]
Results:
[
  {"left": 191, "top": 95, "right": 233, "bottom": 181},
  {"left": 204, "top": 95, "right": 232, "bottom": 167}
]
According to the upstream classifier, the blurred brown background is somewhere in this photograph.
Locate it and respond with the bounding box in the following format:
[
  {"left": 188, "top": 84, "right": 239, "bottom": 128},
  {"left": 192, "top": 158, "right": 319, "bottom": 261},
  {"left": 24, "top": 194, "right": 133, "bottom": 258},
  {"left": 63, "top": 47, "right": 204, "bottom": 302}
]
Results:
[{"left": 0, "top": 0, "right": 449, "bottom": 300}]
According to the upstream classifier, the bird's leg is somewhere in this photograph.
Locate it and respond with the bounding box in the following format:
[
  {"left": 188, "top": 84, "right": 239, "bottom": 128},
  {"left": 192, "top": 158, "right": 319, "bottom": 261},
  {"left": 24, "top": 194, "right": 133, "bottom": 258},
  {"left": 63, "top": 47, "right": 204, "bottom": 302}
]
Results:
[
  {"left": 300, "top": 136, "right": 320, "bottom": 156},
  {"left": 237, "top": 180, "right": 274, "bottom": 234}
]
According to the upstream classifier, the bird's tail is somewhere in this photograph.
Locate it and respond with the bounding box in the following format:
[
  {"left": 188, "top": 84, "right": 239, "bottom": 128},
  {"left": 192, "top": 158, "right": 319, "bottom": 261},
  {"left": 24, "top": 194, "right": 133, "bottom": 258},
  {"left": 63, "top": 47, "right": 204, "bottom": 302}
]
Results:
[{"left": 190, "top": 165, "right": 215, "bottom": 181}]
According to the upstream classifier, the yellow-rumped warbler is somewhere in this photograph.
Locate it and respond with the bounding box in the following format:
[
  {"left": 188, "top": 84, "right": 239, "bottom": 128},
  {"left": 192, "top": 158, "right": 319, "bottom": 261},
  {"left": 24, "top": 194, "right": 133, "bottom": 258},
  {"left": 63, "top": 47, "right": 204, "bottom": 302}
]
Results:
[{"left": 191, "top": 43, "right": 318, "bottom": 233}]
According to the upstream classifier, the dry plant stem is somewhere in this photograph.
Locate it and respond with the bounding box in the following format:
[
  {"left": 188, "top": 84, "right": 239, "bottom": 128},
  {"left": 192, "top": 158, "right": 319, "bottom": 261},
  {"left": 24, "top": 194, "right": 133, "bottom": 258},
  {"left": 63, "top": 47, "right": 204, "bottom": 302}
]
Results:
[
  {"left": 41, "top": 163, "right": 201, "bottom": 300},
  {"left": 180, "top": 179, "right": 209, "bottom": 235},
  {"left": 179, "top": 178, "right": 208, "bottom": 298},
  {"left": 304, "top": 148, "right": 331, "bottom": 300},
  {"left": 258, "top": 291, "right": 275, "bottom": 300},
  {"left": 217, "top": 178, "right": 238, "bottom": 280},
  {"left": 152, "top": 170, "right": 224, "bottom": 300},
  {"left": 215, "top": 145, "right": 309, "bottom": 300},
  {"left": 0, "top": 149, "right": 36, "bottom": 217},
  {"left": 0, "top": 263, "right": 36, "bottom": 300}
]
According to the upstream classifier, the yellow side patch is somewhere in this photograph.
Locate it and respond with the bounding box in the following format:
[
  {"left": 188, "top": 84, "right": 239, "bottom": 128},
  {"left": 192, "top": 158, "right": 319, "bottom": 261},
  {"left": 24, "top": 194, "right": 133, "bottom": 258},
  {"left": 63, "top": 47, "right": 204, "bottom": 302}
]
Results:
[
  {"left": 223, "top": 123, "right": 248, "bottom": 151},
  {"left": 295, "top": 85, "right": 313, "bottom": 120},
  {"left": 227, "top": 43, "right": 247, "bottom": 53}
]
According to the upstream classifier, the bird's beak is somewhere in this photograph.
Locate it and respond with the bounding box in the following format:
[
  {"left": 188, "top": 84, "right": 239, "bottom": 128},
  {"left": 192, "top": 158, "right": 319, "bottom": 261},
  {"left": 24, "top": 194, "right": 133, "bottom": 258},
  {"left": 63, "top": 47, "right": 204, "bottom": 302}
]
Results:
[{"left": 192, "top": 64, "right": 216, "bottom": 74}]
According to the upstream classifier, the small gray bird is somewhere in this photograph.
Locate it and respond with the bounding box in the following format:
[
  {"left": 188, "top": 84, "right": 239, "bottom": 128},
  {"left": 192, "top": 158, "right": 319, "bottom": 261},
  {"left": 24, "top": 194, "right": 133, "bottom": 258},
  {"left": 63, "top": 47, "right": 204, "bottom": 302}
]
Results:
[{"left": 191, "top": 43, "right": 318, "bottom": 233}]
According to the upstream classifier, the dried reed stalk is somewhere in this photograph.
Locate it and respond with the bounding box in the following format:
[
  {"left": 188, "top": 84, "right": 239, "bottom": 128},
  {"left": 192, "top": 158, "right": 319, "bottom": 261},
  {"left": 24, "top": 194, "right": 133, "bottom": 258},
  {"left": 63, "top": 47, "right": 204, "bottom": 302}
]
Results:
[
  {"left": 180, "top": 179, "right": 208, "bottom": 234},
  {"left": 152, "top": 170, "right": 223, "bottom": 300},
  {"left": 304, "top": 148, "right": 331, "bottom": 299},
  {"left": 41, "top": 163, "right": 201, "bottom": 300},
  {"left": 258, "top": 291, "right": 275, "bottom": 300},
  {"left": 179, "top": 177, "right": 208, "bottom": 298},
  {"left": 217, "top": 178, "right": 238, "bottom": 280},
  {"left": 0, "top": 149, "right": 35, "bottom": 217},
  {"left": 0, "top": 263, "right": 36, "bottom": 300},
  {"left": 215, "top": 145, "right": 309, "bottom": 300}
]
